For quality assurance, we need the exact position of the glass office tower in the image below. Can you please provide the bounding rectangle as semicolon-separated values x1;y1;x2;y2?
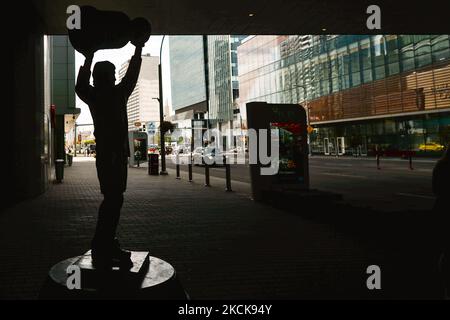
169;36;207;112
169;35;246;137
238;35;450;157
208;35;234;125
207;35;246;128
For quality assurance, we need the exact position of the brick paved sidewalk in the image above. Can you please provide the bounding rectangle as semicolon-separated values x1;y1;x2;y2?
0;157;440;299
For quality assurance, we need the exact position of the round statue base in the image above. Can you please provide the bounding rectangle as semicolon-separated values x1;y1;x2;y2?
39;253;188;300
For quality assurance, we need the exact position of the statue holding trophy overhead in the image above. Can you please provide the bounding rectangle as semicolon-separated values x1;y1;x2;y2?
40;7;186;299
72;6;151;269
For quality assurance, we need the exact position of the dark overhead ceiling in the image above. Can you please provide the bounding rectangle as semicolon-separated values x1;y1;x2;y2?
31;0;450;35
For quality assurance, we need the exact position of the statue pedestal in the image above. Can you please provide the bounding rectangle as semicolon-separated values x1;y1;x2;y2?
40;251;188;300
73;250;150;289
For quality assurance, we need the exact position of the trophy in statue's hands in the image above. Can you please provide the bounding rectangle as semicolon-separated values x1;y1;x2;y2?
68;6;152;54
130;17;151;47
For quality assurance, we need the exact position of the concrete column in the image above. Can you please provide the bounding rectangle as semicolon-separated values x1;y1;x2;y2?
8;4;48;206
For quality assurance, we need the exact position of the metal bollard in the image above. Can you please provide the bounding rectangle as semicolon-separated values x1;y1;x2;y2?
224;155;232;192
188;164;193;182
176;164;181;179
55;159;64;183
188;155;193;182
205;163;210;187
176;154;181;179
376;154;381;170
409;155;413;170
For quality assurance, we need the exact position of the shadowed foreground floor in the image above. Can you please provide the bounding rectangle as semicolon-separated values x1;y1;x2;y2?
0;157;443;299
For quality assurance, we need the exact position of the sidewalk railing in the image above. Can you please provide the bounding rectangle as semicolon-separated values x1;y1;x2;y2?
173;153;232;192
374;150;414;170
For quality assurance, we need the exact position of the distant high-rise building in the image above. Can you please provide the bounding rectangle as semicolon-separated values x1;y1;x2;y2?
169;36;207;115
119;54;160;131
169;35;246;134
207;35;246;131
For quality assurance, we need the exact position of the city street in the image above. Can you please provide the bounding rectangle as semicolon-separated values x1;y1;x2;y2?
165;155;438;212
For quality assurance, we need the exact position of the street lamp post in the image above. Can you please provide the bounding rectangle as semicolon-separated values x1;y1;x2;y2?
295;84;311;156
74;124;77;157
158;35;168;175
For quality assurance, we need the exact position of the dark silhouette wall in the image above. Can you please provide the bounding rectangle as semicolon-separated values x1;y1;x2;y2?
4;3;50;210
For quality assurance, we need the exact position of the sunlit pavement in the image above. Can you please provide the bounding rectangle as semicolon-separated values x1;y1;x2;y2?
0;157;443;299
71;155;96;162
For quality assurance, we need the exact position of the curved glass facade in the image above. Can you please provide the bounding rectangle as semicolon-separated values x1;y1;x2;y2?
238;35;450;156
239;35;450;112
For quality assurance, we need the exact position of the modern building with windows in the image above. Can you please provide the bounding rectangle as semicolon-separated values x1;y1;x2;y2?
119;54;160;132
207;35;246;133
169;36;208;121
169;35;246;147
238;35;450;157
50;36;80;172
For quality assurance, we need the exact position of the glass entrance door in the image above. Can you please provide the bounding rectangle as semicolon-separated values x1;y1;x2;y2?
337;137;345;155
324;138;330;155
360;136;368;156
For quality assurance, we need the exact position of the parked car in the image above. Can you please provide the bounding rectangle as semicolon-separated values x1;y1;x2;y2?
174;145;190;155
88;144;96;156
165;146;173;155
419;142;445;152
192;146;224;166
192;147;204;165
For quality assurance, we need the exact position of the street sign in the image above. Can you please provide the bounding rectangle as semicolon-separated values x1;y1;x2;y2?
147;121;156;135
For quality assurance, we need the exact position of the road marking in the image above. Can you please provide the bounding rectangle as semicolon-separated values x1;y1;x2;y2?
310;164;434;174
396;193;435;200
310;156;438;164
310;164;353;168
320;172;368;179
413;169;433;172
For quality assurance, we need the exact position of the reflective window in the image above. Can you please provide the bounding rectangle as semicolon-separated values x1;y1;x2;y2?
169;36;206;111
402;58;415;71
351;72;361;87
388;62;400;75
360;39;372;70
237;34;450;124
374;65;386;80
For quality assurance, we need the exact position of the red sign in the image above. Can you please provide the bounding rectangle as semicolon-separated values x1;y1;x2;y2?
271;122;303;134
50;105;56;128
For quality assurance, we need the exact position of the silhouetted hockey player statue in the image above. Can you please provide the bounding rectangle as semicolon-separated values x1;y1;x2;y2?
74;10;151;269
